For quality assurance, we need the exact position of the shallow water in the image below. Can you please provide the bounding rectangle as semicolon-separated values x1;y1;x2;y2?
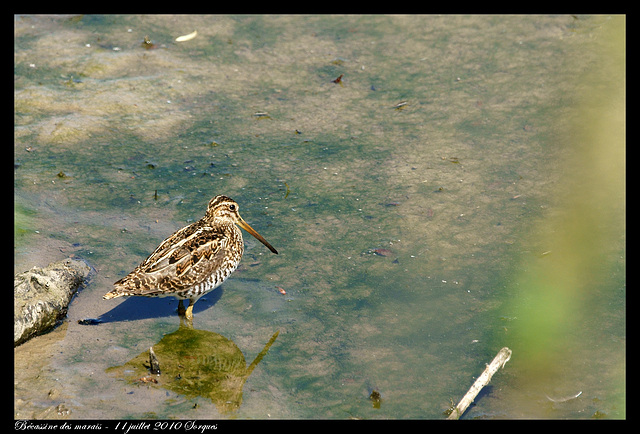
15;15;624;419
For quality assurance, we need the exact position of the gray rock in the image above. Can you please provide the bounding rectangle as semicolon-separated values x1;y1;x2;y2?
14;258;91;346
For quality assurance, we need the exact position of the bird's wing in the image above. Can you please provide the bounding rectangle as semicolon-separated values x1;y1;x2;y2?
113;224;230;294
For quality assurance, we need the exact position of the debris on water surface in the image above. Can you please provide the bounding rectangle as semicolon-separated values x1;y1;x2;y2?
276;286;287;295
545;391;582;403
372;248;392;257
443;398;456;417
77;318;103;325
141;36;156;50
331;74;344;85
175;30;198;42
56;403;70;416
369;390;382;408
136;376;158;384
149;346;161;375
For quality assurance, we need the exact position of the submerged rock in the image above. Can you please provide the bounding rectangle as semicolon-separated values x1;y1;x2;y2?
14;258;91;346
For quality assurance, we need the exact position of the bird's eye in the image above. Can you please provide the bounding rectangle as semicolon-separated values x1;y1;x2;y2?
229;204;236;211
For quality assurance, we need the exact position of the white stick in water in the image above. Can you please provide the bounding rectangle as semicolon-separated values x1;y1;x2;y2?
447;347;512;420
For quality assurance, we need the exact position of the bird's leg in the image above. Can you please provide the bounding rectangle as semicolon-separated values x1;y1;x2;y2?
177;299;186;317
185;299;195;320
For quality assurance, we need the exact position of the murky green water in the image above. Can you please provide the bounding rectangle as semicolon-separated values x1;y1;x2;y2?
15;15;624;419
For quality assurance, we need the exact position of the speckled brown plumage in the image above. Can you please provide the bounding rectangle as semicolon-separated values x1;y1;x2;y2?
103;195;278;319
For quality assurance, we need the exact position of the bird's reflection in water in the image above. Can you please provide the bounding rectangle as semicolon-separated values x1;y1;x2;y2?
107;318;279;414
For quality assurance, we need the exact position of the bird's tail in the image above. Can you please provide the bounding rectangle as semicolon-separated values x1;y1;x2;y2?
103;280;131;300
103;289;125;300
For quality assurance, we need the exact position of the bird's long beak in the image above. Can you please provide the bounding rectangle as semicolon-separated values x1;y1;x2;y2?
237;218;278;254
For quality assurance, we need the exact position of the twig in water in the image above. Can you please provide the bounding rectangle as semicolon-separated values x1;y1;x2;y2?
447;347;512;420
